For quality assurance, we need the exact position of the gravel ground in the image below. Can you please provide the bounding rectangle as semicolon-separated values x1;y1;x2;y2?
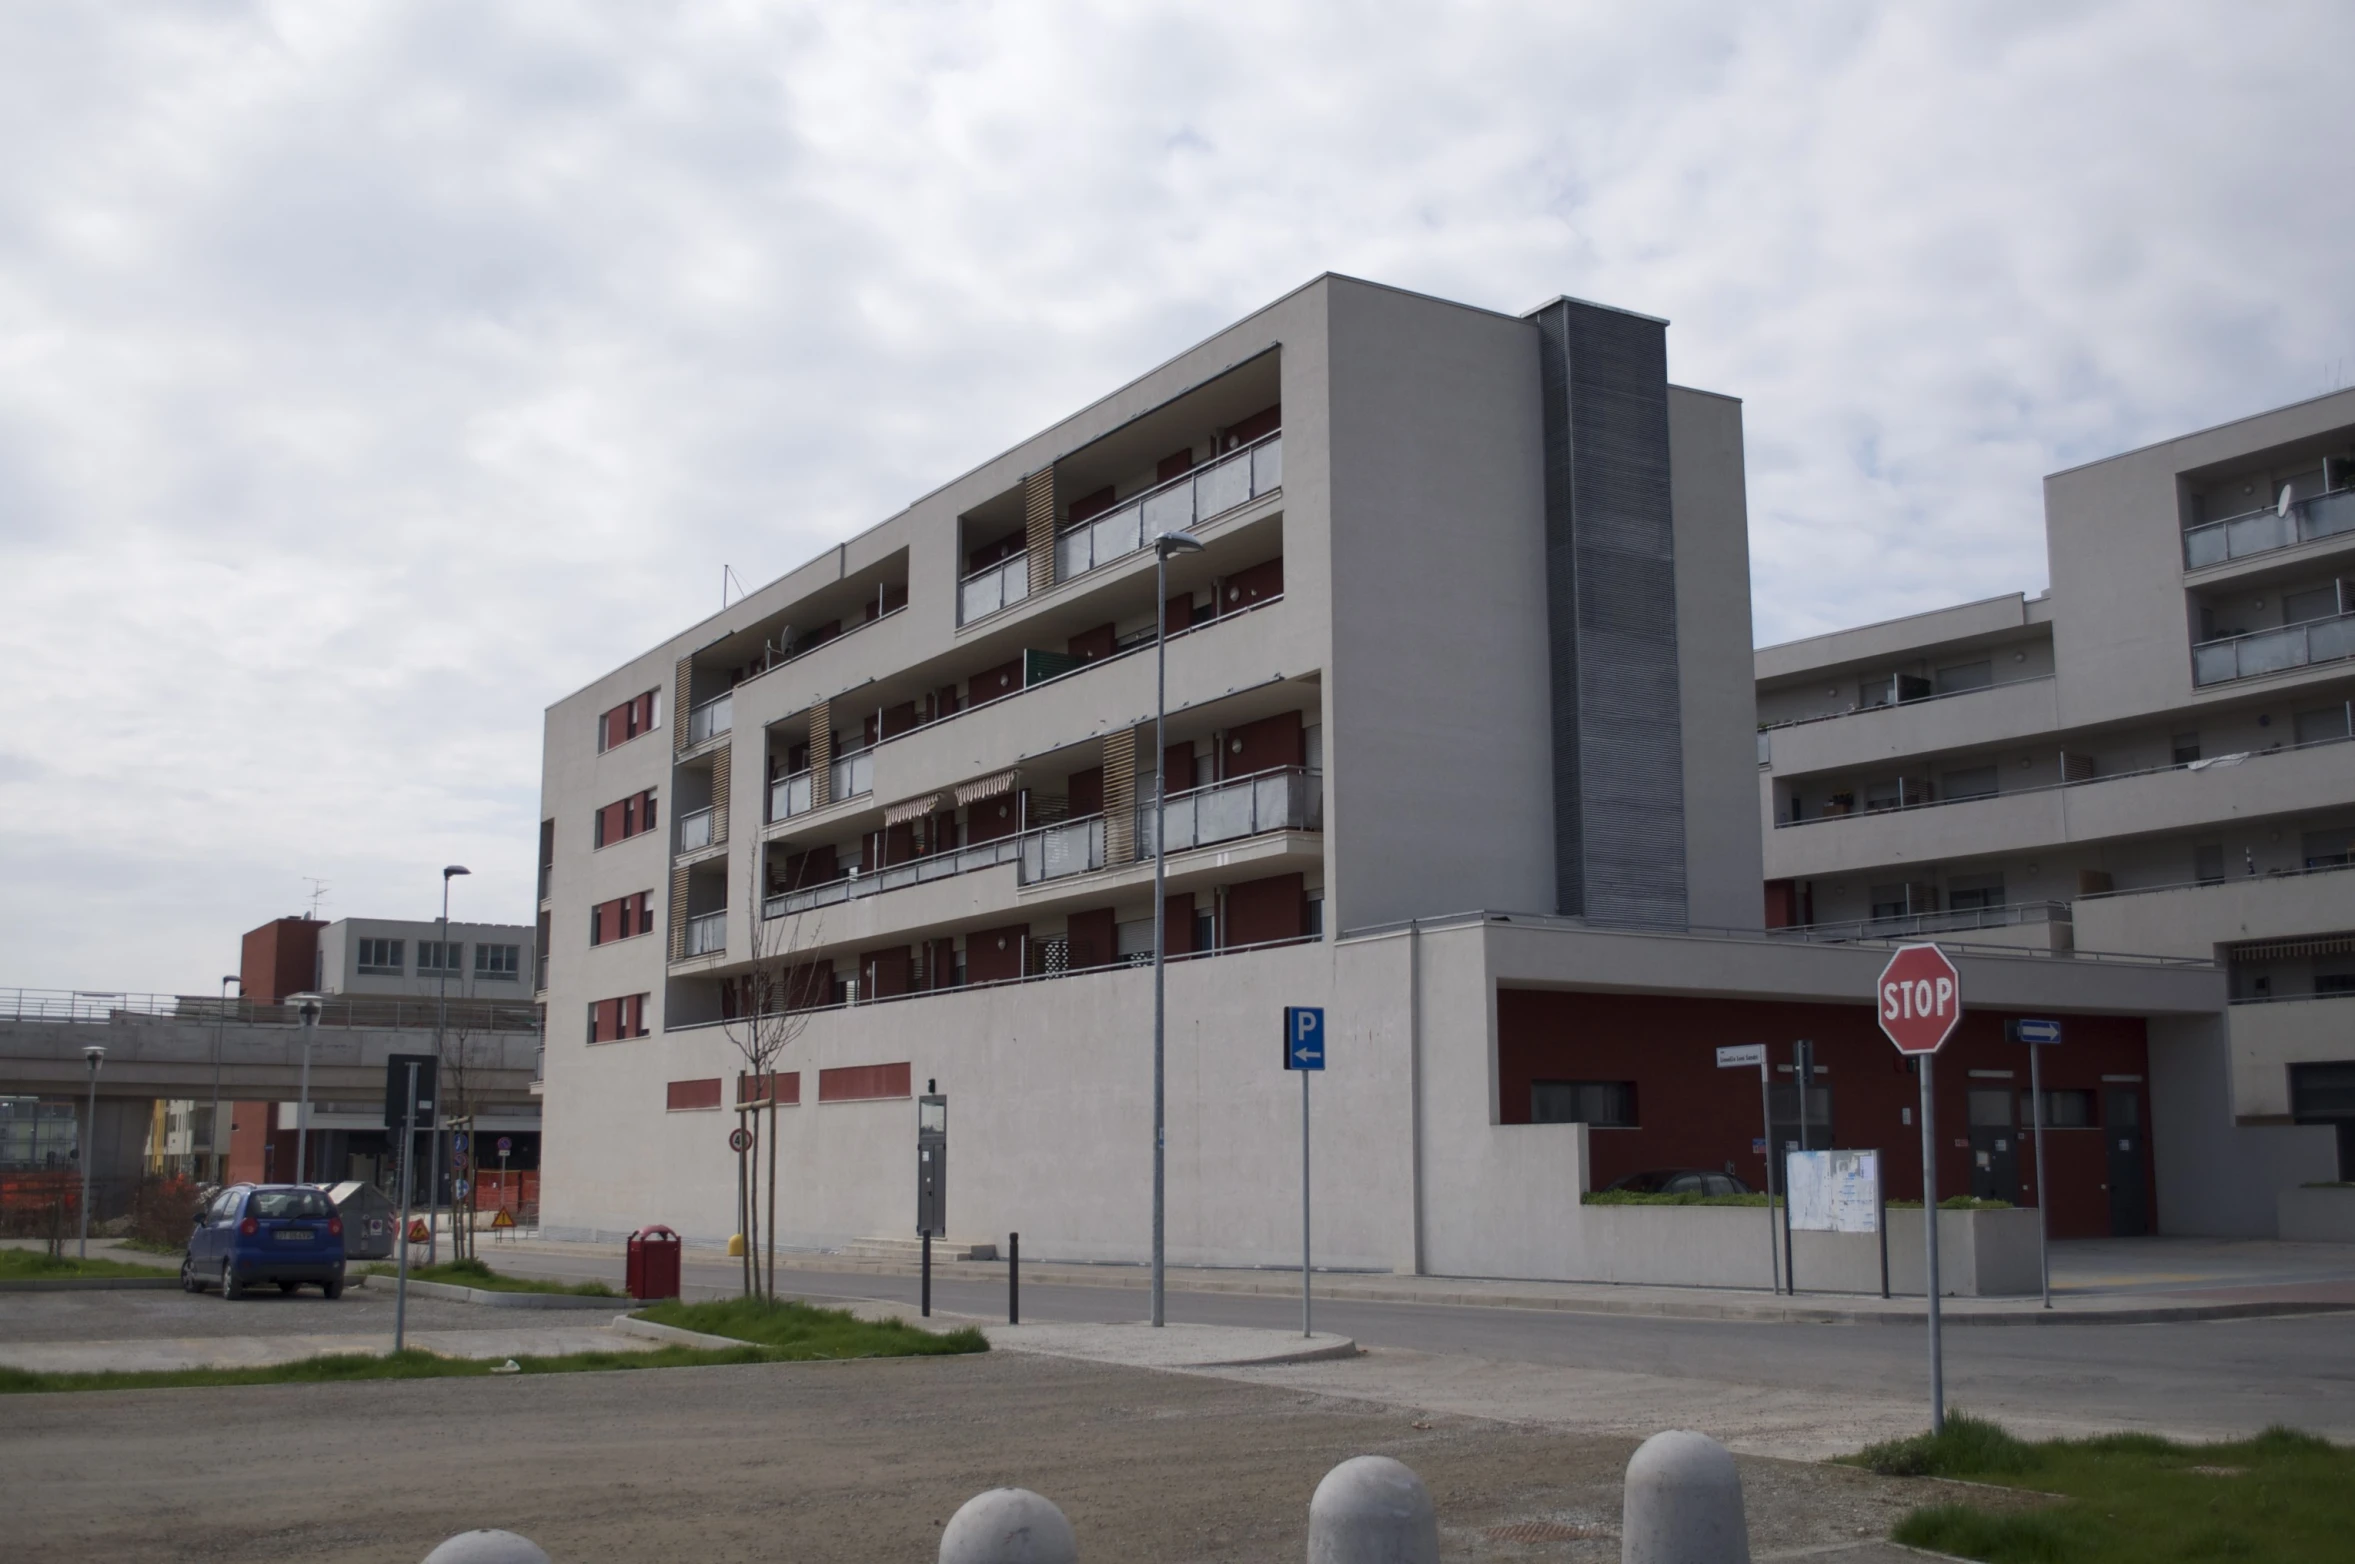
0;1284;489;1342
0;1349;2007;1563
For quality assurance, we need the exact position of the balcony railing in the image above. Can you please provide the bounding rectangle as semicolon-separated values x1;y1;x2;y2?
1021;816;1106;885
1767;900;2071;946
768;748;874;825
1757;673;2054;736
677;807;715;852
958;554;1030;625
2184;488;2355;569
833;747;874;802
2191;609;2355;686
1140;766;1321;856
687;692;733;747
684;910;727;957
1054;434;1282;584
770;769;814;822
765;832;1027;918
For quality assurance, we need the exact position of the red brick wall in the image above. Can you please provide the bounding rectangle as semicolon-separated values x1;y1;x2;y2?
1496;989;2151;1238
239;918;322;1003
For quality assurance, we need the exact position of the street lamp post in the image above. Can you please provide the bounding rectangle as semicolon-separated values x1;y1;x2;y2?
78;1045;104;1260
208;976;238;1182
431;865;471;1264
291;994;322;1185
1149;529;1204;1328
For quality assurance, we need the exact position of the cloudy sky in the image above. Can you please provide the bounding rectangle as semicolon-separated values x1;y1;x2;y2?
3;1;2351;992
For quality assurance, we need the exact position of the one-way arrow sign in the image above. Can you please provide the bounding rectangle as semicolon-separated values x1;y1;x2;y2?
1283;1006;1326;1071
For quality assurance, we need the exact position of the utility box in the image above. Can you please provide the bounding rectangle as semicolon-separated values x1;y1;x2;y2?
916;1094;947;1238
626;1225;681;1300
325;1181;398;1261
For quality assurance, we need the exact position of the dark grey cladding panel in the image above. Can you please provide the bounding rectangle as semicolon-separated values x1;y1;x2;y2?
1530;297;1687;928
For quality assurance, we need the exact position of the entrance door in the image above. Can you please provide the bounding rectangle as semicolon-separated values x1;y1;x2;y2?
2104;1087;2149;1235
1968;1089;2020;1203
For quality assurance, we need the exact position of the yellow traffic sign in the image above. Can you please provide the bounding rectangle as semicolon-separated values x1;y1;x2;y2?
491;1207;515;1230
407;1218;431;1243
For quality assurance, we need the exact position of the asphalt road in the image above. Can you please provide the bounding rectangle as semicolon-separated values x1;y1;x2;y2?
483;1246;2355;1439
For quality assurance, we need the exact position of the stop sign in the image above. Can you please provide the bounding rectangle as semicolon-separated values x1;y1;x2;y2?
1877;943;1962;1055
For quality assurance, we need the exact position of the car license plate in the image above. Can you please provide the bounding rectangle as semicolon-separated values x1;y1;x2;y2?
274;1229;311;1243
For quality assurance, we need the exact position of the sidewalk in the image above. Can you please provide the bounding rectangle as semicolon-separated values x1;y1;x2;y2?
482;1233;2355;1326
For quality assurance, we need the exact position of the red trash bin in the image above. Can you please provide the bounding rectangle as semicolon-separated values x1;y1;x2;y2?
626;1225;681;1300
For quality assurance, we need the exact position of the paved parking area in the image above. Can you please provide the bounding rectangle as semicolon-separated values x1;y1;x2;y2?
0;1283;486;1343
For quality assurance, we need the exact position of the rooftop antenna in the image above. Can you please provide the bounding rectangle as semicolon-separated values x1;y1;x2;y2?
303;878;330;920
723;564;748;608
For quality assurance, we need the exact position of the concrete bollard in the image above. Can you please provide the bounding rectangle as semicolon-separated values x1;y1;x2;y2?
940;1487;1078;1564
420;1531;550;1564
1307;1455;1439;1564
1622;1430;1750;1564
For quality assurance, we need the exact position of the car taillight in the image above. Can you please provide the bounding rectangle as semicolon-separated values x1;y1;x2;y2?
239;1218;258;1236
328;1217;343;1237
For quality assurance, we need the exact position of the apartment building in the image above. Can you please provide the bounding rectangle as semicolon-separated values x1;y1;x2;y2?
536;274;2228;1275
239;914;537;1006
1757;388;2355;1226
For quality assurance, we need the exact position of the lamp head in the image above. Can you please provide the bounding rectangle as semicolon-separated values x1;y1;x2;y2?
1153;531;1206;559
443;864;472;880
83;1044;105;1067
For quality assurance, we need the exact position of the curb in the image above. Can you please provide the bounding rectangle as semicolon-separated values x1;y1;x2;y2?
610;1314;746;1350
353;1275;626;1310
0;1276;182;1292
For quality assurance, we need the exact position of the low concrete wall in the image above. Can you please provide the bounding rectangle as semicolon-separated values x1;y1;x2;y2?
1568;1205;2041;1296
2278;1186;2355;1243
353;1275;624;1310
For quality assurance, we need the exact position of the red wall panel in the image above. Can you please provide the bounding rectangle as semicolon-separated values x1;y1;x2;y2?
666;1078;722;1112
965;924;1027;984
818;1062;913;1103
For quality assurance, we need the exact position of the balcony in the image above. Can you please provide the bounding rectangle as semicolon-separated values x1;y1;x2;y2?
2184;488;2355;570
1053;434;1282;584
958;555;1030;625
768;748;875;825
1140;766;1321;855
1768;899;2073;951
766;833;1027;918
1023;816;1105;885
2191;610;2355;686
684;910;727;958
686;692;733;747
677;807;715;852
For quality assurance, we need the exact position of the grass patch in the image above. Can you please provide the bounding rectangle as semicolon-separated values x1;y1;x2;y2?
0;1248;176;1280
635;1295;989;1359
1843;1415;2348;1563
358;1256;617;1297
0;1344;786;1396
110;1237;188;1257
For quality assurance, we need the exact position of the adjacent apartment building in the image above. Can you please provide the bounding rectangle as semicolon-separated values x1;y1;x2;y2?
1758;388;2355;1214
537;274;2234;1278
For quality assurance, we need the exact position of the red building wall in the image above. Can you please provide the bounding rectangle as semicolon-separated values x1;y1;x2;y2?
239;918;323;1003
1496;989;2153;1239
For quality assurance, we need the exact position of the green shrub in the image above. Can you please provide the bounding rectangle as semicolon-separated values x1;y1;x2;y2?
1849;1412;2044;1478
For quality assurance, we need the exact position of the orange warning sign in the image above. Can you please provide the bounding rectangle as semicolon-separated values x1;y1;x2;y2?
491;1207;515;1229
407;1218;431;1243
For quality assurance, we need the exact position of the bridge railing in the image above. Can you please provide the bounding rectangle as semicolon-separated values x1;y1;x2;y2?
0;988;542;1033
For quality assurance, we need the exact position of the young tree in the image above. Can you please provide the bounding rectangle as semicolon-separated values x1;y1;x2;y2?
719;850;823;1300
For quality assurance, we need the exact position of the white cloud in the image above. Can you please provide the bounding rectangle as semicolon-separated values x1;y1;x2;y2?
1;0;2349;988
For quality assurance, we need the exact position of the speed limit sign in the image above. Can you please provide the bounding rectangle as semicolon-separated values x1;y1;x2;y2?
728;1127;752;1154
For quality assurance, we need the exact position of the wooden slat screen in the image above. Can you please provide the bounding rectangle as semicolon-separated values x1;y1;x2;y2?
1024;466;1056;596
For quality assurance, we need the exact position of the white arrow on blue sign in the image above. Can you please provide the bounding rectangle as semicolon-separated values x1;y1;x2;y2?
2010;1018;2062;1045
1283;1006;1326;1071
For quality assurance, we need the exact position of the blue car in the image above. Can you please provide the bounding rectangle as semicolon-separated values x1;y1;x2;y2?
181;1183;347;1299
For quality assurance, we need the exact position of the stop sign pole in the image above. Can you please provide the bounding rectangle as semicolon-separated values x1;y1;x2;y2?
1877;942;1963;1436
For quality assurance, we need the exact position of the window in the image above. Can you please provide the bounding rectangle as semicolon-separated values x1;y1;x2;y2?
2195;843;2226;884
1530;1080;1637;1128
597;690;659;752
1946;873;2005;911
594;789;659;848
2304;830;2354;870
1934;660;1992;695
248;1188;333;1219
1940;766;1999;802
588;993;649;1043
1304;891;1325;938
2294;706;2351;747
474;943;520;980
356;938;404;975
418;941;463;975
2172;733;2202;766
2283;584;2341;625
2033;1089;2095;1128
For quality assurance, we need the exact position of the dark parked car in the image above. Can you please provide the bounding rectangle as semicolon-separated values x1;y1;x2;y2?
181;1184;347;1299
1605;1168;1753;1196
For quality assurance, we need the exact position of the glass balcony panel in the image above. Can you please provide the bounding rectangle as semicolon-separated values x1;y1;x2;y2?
2192;641;2239;685
2305;490;2355;542
2305;612;2355;665
1195;450;1250;518
1195;780;1254;845
1055;528;1092;580
1093;504;1142;567
684;911;726;957
688;694;732;746
2183;521;2228;569
770;771;813;821
2226;509;2294;558
1142;484;1194;538
1003;559;1030;606
2239;625;2306;676
831;749;873;800
959;570;1000;623
1251;435;1283;495
678;808;714;851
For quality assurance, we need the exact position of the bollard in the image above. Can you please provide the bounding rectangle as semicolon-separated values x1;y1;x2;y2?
1009;1231;1020;1325
1622;1430;1750;1564
922;1229;933;1317
421;1530;550;1564
1307;1455;1438;1564
939;1487;1077;1564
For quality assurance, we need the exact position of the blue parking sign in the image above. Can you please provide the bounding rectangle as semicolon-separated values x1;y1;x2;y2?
1283;1006;1326;1071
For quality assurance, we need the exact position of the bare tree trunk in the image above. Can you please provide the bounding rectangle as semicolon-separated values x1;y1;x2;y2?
765;1093;779;1300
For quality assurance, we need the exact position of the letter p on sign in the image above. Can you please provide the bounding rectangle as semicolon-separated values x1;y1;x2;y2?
1877;943;1963;1056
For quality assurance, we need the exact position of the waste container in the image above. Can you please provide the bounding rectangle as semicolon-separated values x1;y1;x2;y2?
325;1180;398;1261
626;1225;682;1300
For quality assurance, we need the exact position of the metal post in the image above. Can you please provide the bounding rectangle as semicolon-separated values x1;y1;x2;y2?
1756;1059;1778;1293
1877;1154;1891;1300
1302;1063;1313;1338
294;1002;315;1185
1151;547;1170;1329
1920;1053;1944;1434
1009;1231;1019;1325
395;1061;418;1353
921;1229;932;1317
77;1047;102;1260
430;865;469;1265
208;976;236;1182
2031;1040;2051;1310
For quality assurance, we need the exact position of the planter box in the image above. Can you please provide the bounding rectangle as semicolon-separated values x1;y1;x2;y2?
2278;1185;2355;1243
1574;1204;2040;1296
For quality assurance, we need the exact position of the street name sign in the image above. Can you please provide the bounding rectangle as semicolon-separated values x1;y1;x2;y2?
1716;1043;1766;1069
1283;1006;1326;1071
1877;944;1963;1055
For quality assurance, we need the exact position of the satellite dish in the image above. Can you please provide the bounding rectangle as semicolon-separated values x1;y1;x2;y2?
2278;484;2295;518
